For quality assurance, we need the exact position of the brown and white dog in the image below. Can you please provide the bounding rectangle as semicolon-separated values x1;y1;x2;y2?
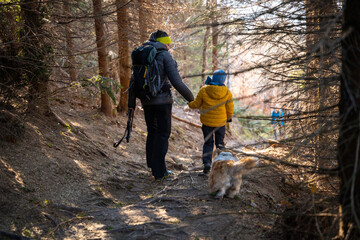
209;149;258;199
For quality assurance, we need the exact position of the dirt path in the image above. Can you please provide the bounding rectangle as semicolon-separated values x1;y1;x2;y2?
43;159;285;239
0;100;287;239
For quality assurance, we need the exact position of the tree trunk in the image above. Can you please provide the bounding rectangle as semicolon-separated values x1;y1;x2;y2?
21;0;50;115
316;0;336;170
138;0;147;43
201;0;211;84
305;0;336;170
305;0;320;167
339;0;360;237
211;0;218;72
116;0;131;113
92;0;112;117
63;0;77;83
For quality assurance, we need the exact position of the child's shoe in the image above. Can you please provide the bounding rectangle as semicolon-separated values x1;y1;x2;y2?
155;170;173;181
203;163;211;174
163;170;172;179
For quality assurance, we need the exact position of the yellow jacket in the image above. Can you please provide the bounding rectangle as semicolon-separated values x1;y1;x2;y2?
188;85;234;127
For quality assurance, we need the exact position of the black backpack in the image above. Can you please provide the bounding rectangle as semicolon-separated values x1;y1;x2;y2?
130;45;163;100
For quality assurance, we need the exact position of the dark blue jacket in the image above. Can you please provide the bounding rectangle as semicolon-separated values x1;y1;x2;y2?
128;33;194;108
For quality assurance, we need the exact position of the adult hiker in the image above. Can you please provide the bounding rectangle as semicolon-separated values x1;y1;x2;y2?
128;30;194;181
188;69;234;174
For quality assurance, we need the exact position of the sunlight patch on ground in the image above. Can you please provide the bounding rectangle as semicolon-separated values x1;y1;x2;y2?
139;195;152;200
68;222;107;240
0;158;25;188
135;127;147;136
120;207;180;224
177;156;191;162
10;222;16;231
26;122;39;131
68;120;84;128
24;226;43;239
118;145;127;151
118;148;130;157
73;159;92;175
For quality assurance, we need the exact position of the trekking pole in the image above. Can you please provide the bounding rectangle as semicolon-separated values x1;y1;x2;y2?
125;108;134;142
113;108;134;148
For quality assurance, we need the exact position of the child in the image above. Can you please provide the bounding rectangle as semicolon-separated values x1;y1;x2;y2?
188;69;234;173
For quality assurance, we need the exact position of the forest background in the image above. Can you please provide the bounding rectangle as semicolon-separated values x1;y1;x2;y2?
1;0;360;239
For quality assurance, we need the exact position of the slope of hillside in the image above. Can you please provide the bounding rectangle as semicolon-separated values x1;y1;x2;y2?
0;97;290;239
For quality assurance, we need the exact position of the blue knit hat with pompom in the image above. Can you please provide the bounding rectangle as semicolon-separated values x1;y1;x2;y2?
205;69;227;86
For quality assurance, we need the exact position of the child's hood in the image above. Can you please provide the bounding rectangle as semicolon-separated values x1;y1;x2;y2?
204;85;230;100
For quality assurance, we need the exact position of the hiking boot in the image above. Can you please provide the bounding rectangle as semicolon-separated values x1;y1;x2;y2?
155;170;173;181
203;163;211;174
163;170;172;179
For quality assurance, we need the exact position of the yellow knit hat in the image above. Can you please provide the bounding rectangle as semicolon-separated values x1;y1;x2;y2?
154;30;171;44
156;36;171;45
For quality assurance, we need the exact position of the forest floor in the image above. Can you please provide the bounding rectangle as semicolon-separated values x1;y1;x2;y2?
0;92;339;239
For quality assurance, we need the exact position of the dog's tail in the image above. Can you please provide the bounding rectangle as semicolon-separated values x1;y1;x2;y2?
233;156;258;174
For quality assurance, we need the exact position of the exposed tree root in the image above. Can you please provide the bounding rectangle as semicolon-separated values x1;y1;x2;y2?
47;203;85;214
42;212;59;226
47;216;94;237
136;196;186;206
171;114;202;128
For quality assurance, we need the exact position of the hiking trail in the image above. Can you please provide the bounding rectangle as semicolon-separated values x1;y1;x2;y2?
0;97;294;239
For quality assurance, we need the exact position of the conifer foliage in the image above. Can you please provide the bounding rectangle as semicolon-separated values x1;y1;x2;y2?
1;0;360;237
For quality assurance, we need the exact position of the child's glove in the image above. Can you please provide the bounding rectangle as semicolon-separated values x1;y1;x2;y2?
227;118;232;123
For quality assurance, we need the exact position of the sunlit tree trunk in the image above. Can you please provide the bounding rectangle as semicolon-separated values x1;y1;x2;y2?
93;0;112;117
339;0;360;237
116;0;131;112
63;0;77;83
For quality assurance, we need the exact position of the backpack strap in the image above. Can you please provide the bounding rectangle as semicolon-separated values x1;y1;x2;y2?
153;50;167;93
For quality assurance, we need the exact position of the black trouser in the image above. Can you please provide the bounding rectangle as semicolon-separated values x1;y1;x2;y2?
143;104;172;179
202;124;226;165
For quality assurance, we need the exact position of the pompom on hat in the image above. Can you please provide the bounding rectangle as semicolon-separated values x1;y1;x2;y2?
205;69;227;86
